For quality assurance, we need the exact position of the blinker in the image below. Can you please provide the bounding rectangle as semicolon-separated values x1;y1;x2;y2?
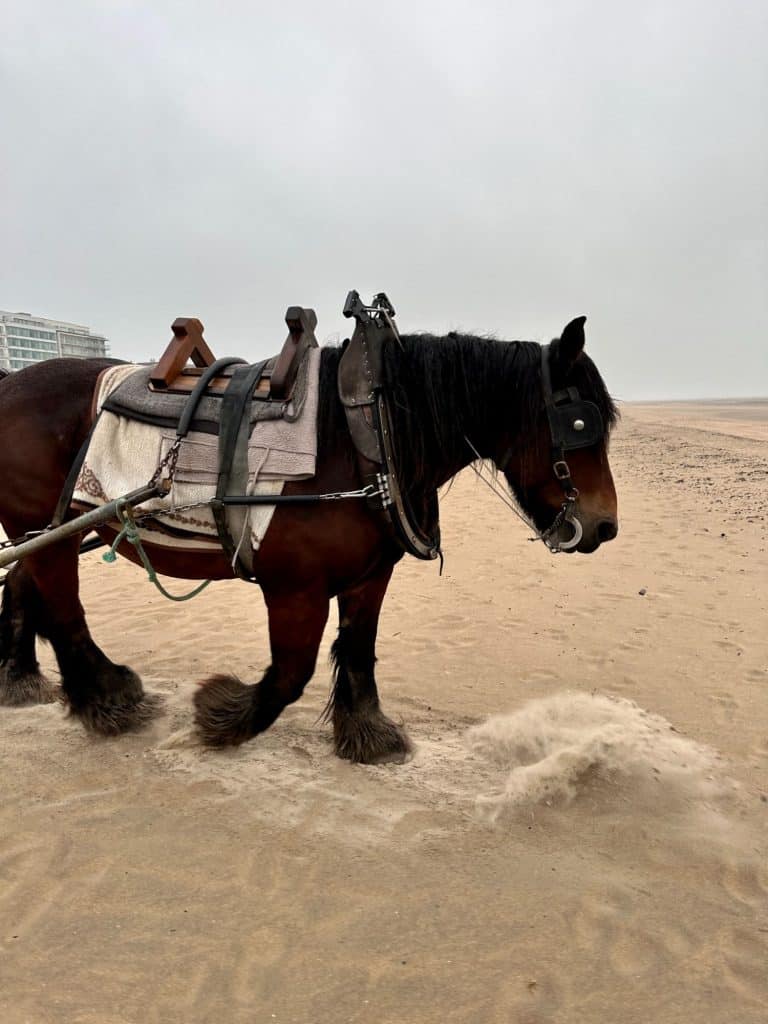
547;392;603;451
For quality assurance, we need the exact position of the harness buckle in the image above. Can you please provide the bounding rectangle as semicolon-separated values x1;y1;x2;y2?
553;460;572;481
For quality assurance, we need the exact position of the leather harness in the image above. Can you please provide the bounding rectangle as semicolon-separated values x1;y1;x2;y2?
338;292;442;562
211;360;270;576
50;296;605;580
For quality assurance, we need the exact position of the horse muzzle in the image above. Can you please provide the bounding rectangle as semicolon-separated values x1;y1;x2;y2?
545;510;618;554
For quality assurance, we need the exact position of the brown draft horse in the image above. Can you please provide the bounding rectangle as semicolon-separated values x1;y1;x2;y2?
0;317;618;763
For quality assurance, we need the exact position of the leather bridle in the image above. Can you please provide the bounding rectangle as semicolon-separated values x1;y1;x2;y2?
538;342;604;550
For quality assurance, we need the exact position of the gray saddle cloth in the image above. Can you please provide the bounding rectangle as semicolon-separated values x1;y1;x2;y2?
101;352;313;435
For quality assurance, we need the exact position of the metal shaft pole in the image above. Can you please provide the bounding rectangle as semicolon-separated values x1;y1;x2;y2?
0;483;162;571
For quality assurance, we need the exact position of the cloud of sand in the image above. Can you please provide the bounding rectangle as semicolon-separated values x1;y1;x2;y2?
467;692;724;821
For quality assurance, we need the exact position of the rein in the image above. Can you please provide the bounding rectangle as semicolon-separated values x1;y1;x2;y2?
463;437;579;553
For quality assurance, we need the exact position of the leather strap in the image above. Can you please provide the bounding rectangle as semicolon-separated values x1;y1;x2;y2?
176;357;246;438
541;343;576;496
212;360;269;580
51;416;101;528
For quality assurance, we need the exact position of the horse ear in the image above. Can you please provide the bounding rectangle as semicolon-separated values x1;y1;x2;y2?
554;316;587;368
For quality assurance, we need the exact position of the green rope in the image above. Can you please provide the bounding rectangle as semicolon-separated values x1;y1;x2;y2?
103;502;212;602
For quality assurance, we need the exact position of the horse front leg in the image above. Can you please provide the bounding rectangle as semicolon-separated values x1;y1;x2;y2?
0;563;58;706
23;537;163;734
326;563;412;764
194;585;329;747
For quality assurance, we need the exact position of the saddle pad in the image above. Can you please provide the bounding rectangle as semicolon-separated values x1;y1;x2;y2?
73;348;320;556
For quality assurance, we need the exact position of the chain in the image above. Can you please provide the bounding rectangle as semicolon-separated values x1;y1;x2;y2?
318;485;379;501
149;437;182;491
131;483;381;526
133;499;211;524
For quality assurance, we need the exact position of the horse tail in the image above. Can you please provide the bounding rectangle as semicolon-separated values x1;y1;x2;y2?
193;673;264;746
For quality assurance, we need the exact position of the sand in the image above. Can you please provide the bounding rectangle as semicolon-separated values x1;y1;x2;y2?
1;401;766;1024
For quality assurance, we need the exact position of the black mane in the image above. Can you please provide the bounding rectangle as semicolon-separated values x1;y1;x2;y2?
319;331;617;502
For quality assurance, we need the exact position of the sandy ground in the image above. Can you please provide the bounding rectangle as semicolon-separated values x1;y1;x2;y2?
1;401;767;1024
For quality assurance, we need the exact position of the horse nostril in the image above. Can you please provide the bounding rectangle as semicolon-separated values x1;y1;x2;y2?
597;519;618;543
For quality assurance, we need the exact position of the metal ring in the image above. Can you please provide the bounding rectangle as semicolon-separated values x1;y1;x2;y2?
557;515;583;551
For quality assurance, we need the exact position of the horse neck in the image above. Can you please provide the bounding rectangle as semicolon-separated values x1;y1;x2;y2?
391;333;540;491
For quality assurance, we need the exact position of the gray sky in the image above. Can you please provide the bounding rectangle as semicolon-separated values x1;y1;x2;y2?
2;1;766;400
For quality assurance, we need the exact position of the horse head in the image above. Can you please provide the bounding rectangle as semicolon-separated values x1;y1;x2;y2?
502;317;619;554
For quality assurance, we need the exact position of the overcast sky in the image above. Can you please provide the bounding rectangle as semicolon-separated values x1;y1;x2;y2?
2;1;766;399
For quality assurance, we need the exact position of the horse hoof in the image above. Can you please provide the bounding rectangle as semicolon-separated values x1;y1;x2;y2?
333;709;413;765
74;690;165;736
65;664;165;736
0;667;59;707
194;674;257;747
366;747;413;766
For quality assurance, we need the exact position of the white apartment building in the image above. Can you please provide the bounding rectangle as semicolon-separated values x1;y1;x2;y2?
0;310;110;371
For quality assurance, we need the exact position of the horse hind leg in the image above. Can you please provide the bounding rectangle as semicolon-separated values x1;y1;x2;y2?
0;564;58;706
194;587;329;747
325;565;412;765
24;538;163;734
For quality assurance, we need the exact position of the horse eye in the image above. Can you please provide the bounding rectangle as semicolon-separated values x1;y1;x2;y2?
573;419;585;431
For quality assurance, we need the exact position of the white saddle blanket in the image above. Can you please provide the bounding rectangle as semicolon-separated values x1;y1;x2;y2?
73;350;320;554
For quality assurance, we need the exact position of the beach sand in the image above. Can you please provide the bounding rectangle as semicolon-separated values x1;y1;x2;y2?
1;402;766;1024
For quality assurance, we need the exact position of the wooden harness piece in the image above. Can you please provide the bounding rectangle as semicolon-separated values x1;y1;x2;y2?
144;307;318;581
149;309;318;402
